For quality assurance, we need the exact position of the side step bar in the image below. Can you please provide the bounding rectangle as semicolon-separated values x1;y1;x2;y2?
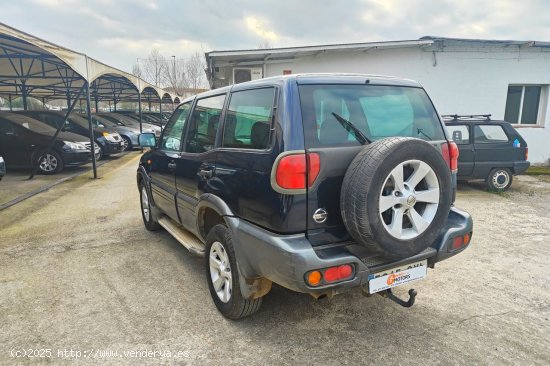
158;216;205;256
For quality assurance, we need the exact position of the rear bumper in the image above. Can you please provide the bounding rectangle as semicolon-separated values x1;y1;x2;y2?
228;206;473;295
513;161;530;175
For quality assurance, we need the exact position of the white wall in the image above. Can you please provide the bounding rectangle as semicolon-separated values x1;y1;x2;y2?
265;43;550;164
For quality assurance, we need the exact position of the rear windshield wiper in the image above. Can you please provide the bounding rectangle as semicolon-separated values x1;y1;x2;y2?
416;128;432;141
331;112;371;144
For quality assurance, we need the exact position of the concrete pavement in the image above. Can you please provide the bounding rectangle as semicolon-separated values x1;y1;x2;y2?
1;153;549;365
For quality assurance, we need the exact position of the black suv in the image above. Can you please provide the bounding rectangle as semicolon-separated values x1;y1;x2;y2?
137;74;473;319
444;115;530;191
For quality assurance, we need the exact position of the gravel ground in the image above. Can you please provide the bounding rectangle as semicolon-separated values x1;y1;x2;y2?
0;155;549;365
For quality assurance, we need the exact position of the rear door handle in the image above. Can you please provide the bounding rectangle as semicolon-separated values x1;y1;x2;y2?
168;162;176;170
198;168;213;178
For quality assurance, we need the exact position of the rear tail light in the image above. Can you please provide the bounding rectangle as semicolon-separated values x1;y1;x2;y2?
305;264;355;287
525;147;529;161
442;142;459;172
273;152;320;192
449;232;472;252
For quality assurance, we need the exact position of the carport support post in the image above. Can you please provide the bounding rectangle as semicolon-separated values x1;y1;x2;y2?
85;82;98;179
94;96;99;113
138;90;143;152
159;101;162;119
8;95;12;111
28;84;85;180
21;81;28;110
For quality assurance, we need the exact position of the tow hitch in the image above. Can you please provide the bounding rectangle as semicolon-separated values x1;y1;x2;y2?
378;288;417;308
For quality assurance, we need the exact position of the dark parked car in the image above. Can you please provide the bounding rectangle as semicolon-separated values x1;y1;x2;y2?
96;113;162;137
16;111;124;160
137;74;472;319
0;112;96;174
0;155;5;180
444;114;530;191
113;111;165;127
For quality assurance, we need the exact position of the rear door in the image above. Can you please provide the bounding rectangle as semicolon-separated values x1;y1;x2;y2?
149;102;192;221
445;124;474;177
0;121;31;167
175;94;226;233
471;123;513;178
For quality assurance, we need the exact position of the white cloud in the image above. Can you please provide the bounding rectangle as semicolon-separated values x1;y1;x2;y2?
245;16;279;42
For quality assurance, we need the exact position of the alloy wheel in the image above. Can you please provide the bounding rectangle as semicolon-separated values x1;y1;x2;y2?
379;159;440;240
39;153;58;173
141;186;150;222
209;241;232;303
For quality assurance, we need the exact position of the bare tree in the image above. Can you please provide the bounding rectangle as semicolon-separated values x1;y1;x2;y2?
162;57;187;95
185;52;207;89
140;49;166;87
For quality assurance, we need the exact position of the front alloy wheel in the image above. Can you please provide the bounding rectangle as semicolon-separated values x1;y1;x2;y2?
37;151;63;174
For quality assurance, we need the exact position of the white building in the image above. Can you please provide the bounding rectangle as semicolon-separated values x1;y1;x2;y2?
205;37;550;164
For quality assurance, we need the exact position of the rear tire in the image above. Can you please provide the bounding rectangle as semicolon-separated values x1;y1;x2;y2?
341;137;453;259
486;168;513;191
205;224;262;319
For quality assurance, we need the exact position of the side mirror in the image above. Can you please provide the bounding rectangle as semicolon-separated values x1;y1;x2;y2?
139;133;156;147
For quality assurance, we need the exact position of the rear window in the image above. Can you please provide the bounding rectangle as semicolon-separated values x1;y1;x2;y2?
298;84;445;147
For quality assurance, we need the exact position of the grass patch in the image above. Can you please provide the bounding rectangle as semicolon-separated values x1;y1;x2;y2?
525;166;550;176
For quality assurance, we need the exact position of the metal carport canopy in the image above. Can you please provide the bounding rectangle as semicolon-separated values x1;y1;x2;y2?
0;22;180;179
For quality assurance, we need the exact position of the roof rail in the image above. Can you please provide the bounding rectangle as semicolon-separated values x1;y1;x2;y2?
441;114;492;121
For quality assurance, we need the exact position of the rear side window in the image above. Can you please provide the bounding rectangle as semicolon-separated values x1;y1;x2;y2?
185;94;226;153
474;125;509;143
446;125;470;144
299;85;445;147
223;88;275;149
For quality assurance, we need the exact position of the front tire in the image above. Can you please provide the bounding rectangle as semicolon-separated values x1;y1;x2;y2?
139;181;161;231
205;224;262;319
486;168;513;191
37;150;63;175
121;136;132;151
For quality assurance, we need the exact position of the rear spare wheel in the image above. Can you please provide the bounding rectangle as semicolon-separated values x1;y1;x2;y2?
340;137;452;259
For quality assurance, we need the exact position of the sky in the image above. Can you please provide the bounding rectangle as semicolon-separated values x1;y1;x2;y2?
1;0;549;73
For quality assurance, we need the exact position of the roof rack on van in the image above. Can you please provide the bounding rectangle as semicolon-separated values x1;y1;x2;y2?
442;114;492;121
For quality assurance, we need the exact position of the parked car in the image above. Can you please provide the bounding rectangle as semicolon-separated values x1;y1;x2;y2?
96;113;161;137
113;111;165;127
88;114;140;151
0;112;97;174
0;155;5;180
16;111;124;160
136;74;473;319
443;114;530;191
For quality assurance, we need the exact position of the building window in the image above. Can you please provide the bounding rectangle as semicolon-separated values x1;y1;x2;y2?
504;85;548;125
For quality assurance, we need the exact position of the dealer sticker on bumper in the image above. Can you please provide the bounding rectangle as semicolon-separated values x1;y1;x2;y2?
368;260;428;294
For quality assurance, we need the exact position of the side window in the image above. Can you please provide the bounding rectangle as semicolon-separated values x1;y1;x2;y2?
446;125;470;144
160;102;191;151
185;94;226;153
223;88;275;149
474;125;509;143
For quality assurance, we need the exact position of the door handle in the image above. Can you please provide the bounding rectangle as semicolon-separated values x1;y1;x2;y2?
198;169;213;178
168;161;176;170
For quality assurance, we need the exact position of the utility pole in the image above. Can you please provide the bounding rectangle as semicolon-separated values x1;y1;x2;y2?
172;55;176;94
